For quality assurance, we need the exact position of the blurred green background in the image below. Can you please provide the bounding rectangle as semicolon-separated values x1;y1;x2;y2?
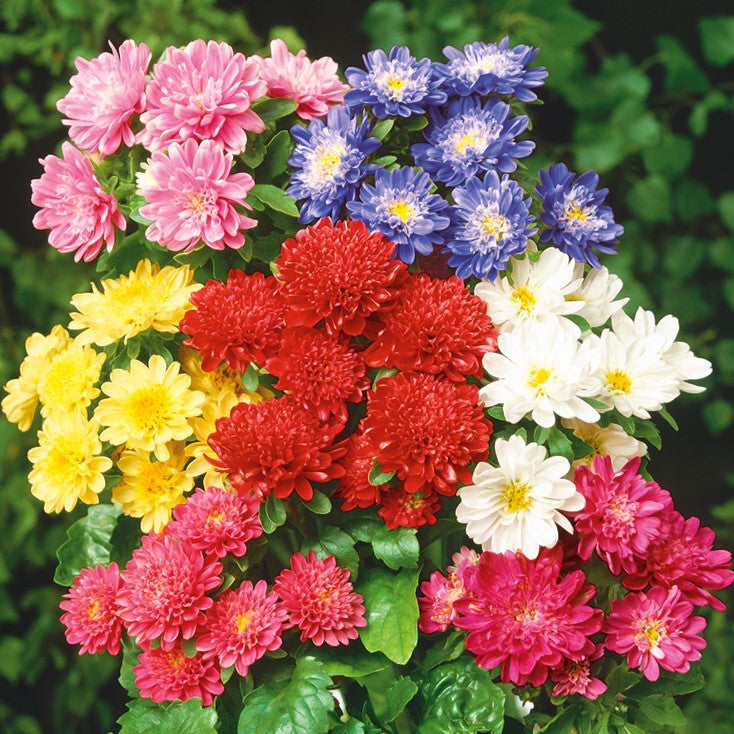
0;1;732;731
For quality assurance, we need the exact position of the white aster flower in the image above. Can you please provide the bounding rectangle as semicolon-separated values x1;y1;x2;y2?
562;418;647;471
480;317;601;428
456;435;585;559
566;262;628;328
474;248;583;331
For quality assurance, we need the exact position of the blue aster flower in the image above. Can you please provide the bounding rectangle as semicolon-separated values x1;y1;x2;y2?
411;96;534;187
347;166;450;264
286;106;382;223
444;171;537;280
433;38;548;102
344;46;446;118
535;163;624;268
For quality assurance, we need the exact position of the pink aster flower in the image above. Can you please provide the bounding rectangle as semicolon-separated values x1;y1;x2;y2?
550;644;607;700
573;455;672;576
140;39;266;153
623;509;734;611
59;563;123;655
31;142;126;262
134;640;223;706
255;39;347;120
167;486;263;559
139;139;256;252
117;533;222;651
454;548;603;687
418;570;465;633
196;580;288;676
273;551;366;646
57;40;151;156
604;585;707;681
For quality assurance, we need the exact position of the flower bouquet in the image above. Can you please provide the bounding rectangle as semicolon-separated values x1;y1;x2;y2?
3;35;732;734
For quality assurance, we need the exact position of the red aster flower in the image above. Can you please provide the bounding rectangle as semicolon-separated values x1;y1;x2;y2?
379;486;442;529
133;640;223;706
180;269;287;372
167;486;263;559
623;509;734;611
276;218;407;337
550;644;607;700
266;325;369;421
418;570;465;633
59;563;123;655
365;273;498;381
362;372;491;495
274;551;366;646
117;534;222;650
196;580;288;676
207;396;346;500
454;548;603;687
333;431;388;511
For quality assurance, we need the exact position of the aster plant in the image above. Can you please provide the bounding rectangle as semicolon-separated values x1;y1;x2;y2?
1;33;730;734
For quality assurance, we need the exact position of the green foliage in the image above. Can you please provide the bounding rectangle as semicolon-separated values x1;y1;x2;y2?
118;697;218;734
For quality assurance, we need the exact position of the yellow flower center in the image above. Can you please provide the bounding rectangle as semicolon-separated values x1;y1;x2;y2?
316;147;343;178
514;605;539;624
235;611;252;634
387;199;416;224
87;601;101;620
502;481;532;513
480;213;507;240
637;619;666;651
566;206;589;221
511;285;537;313
528;367;554;396
208;510;225;525
455;133;479;154
605;370;632;394
386;76;406;97
38;347;101;413
44;437;94;482
125;386;172;433
188;193;209;215
133;461;180;502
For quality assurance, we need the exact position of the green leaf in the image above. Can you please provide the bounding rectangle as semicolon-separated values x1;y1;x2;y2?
302;489;332;515
627;667;705;698
358;567;419;664
486;405;506;421
422;629;467;670
308;643;391;678
347;517;419;570
605;663;640;695
251;96;299;121
413;658;505;734
566;313;592;332
259;494;287;534
249;184;299;217
371;366;398;388
703;399;733;434
637;695;687;727
656;35;709;94
657;406;679;431
54;504;122;586
401;115;428;131
242;362;259;392
384;676;418;723
642;135;693;179
302;526;359;578
542;707;579;734
699;16;734;66
719;191;734;232
119;641;141;699
367;459;396;486
110;514;143;569
258;130;294;181
372;155;398;167
546;426;575;462
371;118;394;140
626;175;672;224
118;698;218;734
238;656;333;734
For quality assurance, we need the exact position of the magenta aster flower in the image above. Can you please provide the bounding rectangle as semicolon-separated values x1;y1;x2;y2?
196;580;288;676
604;585;707;681
167;486;263;559
31;142;126;262
454;548;603;687
139;139;256;252
139;39;266;153
573;455;673;576
59;563;123;655
274;551;366;646
623;509;734;611
418;570;465;633
117;533;222;651
133;640;224;706
550;644;607;700
255;39;347;120
57;40;151;156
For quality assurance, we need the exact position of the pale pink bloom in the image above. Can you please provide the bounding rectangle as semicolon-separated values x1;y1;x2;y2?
57;40;151;156
117;533;222;651
139;139;256;252
133;640;223;705
550;644;607;699
140;40;266;153
604;585;707;681
59;563;123;655
196;580;288;676
31;142;125;262
418;570;465;633
255;39;347;120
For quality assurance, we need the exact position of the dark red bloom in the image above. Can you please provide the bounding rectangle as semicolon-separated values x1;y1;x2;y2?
207;396;346;501
364;274;498;381
379;486;442;529
362;372;491;495
276;218;407;336
333;431;388;511
266;325;369;421
180;269;287;372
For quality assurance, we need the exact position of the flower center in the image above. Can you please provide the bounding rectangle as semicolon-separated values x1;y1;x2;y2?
386;76;407;98
86;600;101;620
511;285;537;313
387;199;416;224
528;366;554;396
480;213;507;240
235;611;252;633
188;191;215;216
565;205;589;221
605;370;632;394
315;146;344;178
126;386;171;432
455;133;479;154
502;480;532;513
636;618;667;652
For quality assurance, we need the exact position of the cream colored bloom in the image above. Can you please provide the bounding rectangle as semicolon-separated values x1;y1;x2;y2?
562;418;647;471
566;262;628;328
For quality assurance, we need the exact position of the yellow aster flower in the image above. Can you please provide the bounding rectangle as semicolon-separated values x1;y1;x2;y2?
28;413;112;513
112;443;193;533
68;259;201;346
37;340;106;419
2;325;72;430
95;355;205;461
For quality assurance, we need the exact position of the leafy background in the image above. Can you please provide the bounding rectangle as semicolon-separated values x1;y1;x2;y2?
0;0;732;731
